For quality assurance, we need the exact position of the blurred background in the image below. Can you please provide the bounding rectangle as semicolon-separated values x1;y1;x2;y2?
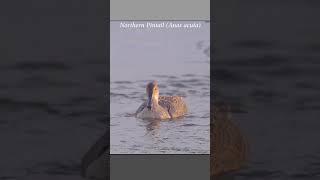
0;1;107;179
214;0;320;179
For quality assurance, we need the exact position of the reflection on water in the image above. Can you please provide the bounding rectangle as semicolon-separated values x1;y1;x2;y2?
145;119;160;132
110;21;210;154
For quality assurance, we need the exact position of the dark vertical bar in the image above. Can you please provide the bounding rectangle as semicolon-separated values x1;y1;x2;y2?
0;1;108;179
213;0;320;179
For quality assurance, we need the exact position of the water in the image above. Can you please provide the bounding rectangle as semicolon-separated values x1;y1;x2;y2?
214;1;320;179
110;21;210;154
0;12;107;179
0;58;107;179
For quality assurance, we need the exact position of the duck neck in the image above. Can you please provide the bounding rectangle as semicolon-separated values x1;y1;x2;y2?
152;98;159;105
147;96;159;110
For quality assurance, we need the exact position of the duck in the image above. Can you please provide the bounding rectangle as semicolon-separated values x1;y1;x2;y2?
211;102;249;177
135;80;188;119
81;131;108;180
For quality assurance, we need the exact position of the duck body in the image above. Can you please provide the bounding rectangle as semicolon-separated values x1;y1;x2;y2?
136;96;188;119
135;81;188;120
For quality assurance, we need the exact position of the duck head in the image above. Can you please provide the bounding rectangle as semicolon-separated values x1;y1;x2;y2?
146;81;159;110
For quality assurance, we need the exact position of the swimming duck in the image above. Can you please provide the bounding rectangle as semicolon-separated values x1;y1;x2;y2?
211;102;249;177
135;81;188;119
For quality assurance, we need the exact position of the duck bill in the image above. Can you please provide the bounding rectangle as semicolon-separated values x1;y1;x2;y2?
147;89;153;110
147;95;153;110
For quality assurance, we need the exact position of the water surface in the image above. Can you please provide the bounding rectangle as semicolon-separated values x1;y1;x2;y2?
110;21;210;154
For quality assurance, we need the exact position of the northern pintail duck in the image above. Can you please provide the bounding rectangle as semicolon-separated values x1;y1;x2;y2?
211;102;249;177
136;81;188;119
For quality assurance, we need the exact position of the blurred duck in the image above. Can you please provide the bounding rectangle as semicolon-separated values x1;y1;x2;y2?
211;102;249;177
81;131;108;180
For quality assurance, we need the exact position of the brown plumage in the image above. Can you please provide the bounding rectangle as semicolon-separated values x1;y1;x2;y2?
211;102;249;177
136;81;188;119
158;96;188;118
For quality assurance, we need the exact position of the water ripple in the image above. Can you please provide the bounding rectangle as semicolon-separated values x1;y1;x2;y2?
13;61;70;71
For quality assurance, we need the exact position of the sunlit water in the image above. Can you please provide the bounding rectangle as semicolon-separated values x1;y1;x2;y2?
110;21;210;154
